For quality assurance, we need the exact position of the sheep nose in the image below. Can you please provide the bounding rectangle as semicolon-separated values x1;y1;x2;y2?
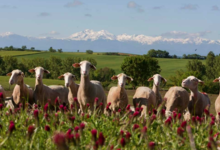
9;80;13;85
83;71;86;74
65;83;69;87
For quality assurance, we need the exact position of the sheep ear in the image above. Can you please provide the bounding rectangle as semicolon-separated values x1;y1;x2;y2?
72;75;76;80
90;64;96;70
213;78;219;82
198;79;204;85
148;77;153;81
6;72;12;76
162;77;167;83
126;76;133;84
72;63;80;68
44;69;50;74
28;68;35;73
58;75;64;79
111;75;118;80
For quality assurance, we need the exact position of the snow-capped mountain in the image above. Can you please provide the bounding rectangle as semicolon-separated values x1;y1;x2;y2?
0;29;220;55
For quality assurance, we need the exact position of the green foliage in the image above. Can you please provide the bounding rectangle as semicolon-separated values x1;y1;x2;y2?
206;51;216;79
2;56;19;75
21;45;27;50
49;47;56;52
86;50;93;54
186;59;206;75
58;49;63;53
121;55;161;87
202;80;219;94
182;53;206;60
147;49;170;58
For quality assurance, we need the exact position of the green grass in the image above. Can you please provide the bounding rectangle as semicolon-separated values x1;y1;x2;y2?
0;51;41;57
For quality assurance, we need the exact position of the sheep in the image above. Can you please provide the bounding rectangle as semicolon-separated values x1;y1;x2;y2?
213;77;220;120
106;73;133;113
6;69;34;109
182;76;210;117
164;86;189;118
58;72;79;107
28;67;68;107
148;74;167;107
133;87;156;118
72;60;106;114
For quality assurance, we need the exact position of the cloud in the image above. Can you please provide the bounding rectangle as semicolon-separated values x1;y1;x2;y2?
0;5;17;9
181;4;198;10
161;31;211;38
39;12;50;17
212;5;219;11
85;14;92;17
49;31;60;35
127;1;144;13
64;0;83;8
153;6;162;10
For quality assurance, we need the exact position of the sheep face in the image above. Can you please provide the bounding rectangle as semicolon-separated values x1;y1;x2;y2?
213;77;220;83
182;76;204;90
58;72;76;87
7;69;24;85
148;74;167;86
111;73;133;88
28;67;50;81
73;60;96;77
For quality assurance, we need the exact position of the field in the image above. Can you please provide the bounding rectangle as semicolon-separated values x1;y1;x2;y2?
0;51;205;79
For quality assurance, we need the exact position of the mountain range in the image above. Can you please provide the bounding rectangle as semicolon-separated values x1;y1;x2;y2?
0;29;220;55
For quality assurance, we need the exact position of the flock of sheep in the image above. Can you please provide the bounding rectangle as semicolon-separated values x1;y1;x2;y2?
1;60;220;120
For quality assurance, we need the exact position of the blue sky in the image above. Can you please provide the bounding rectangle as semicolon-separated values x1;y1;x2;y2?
0;0;219;40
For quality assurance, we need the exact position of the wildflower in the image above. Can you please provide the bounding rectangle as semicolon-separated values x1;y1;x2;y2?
27;125;35;140
126;104;130;111
192;116;196;123
151;114;156;122
69;116;75;123
133;124;140;130
207;142;212;149
9;121;15;134
70;104;74;109
74;126;80;133
177;113;182;120
44;113;49;120
204;109;209;116
211;116;215;122
55;97;59;105
99;102;103;106
126;132;132;139
94;97;99;104
66;129;74;141
173;111;177;118
120;138;126;147
0;103;3;110
110;145;114;150
148;111;152;116
64;106;67;112
177;127;184;136
142;126;147;133
196;116;201;123
98;132;105;146
118;109;121;113
153;109;157;115
0;92;3;98
34;104;38;109
165;117;172;126
87;114;90;119
140;107;143;112
181;121;187;128
45;125;50;131
133;111;139;117
209;129;213;135
161;109;165;116
135;107;140;111
120;130;124;136
93;141;99;150
80;122;85;130
75;133;80;140
214;132;220;138
59;105;64;111
33;109;39;118
210;121;215;127
73;97;78;102
149;141;155;149
53;132;69;150
91;129;97;141
86;103;90;108
44;103;48;113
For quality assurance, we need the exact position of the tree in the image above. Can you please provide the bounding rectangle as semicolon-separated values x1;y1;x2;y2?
206;51;216;79
186;59;206;75
86;50;93;54
22;45;27;50
147;49;157;57
48;56;62;78
173;55;177;58
58;49;63;53
49;47;56;52
31;47;35;50
77;50;79;52
121;56;161;88
2;56;18;75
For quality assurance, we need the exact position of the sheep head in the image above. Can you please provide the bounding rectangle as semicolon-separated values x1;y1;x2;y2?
148;74;167;87
72;60;96;77
7;69;24;85
28;67;50;81
58;72;76;87
111;73;133;87
182;76;204;90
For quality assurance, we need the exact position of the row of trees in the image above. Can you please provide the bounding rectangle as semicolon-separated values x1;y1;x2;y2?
0;46;41;52
182;54;206;60
146;49;174;58
170;51;220;94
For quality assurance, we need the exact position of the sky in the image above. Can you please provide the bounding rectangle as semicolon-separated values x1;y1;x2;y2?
0;0;220;40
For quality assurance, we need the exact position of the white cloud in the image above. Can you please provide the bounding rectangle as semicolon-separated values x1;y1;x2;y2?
127;1;144;13
0;32;13;37
161;31;211;38
64;0;83;8
181;4;198;10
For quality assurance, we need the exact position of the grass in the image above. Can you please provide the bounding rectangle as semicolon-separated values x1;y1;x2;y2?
0;51;41;57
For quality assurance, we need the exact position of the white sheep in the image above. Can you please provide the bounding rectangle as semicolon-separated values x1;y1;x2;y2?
164;86;189;118
58;72;79;107
73;60;106;114
213;77;220;120
182;76;210;117
7;69;34;108
133;87;156;117
106;73;133;112
28;67;69;107
148;74;167;107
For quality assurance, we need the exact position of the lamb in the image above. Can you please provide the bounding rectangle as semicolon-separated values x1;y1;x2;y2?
72;60;106;114
58;72;79;107
182;76;210;117
148;74;167;107
106;73;133;113
164;86;189;118
28;67;69;107
133;87;156;118
213;77;220;120
6;69;34;108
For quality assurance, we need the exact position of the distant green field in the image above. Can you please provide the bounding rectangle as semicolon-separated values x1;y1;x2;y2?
1;51;206;80
0;51;41;56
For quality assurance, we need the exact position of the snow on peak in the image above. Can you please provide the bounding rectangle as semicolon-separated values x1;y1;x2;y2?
0;32;14;37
